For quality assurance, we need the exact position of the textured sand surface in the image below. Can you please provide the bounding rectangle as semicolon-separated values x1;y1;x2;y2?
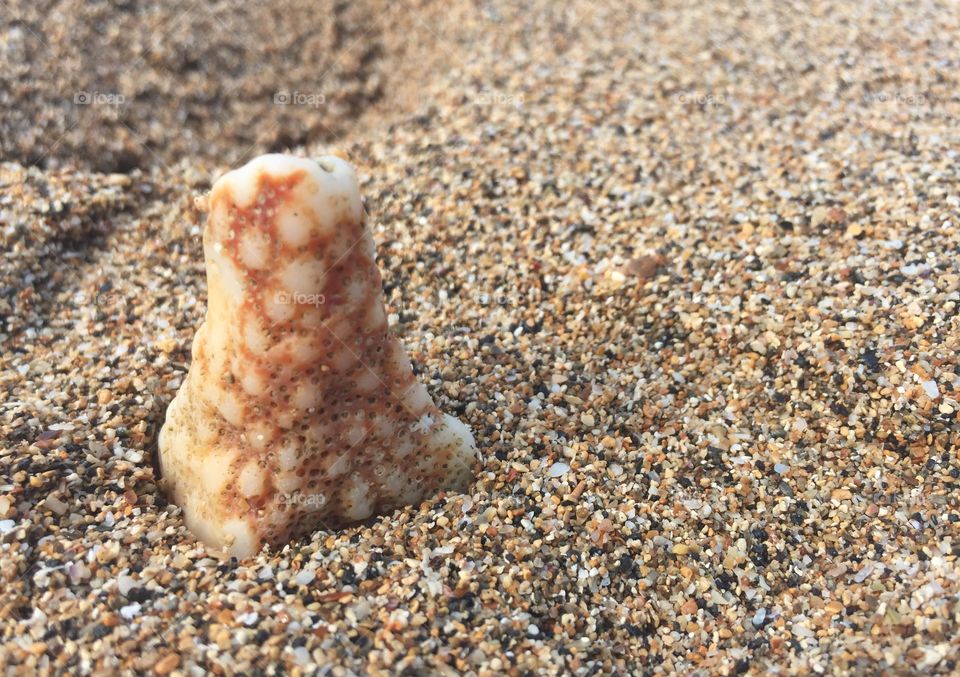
2;0;960;674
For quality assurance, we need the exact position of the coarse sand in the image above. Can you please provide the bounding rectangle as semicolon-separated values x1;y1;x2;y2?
1;0;959;674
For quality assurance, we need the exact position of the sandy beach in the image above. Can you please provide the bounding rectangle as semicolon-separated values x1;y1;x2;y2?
2;0;959;673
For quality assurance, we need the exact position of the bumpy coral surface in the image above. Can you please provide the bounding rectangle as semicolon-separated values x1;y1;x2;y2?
158;154;477;556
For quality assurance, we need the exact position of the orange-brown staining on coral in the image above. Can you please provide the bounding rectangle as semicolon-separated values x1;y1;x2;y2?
158;154;478;557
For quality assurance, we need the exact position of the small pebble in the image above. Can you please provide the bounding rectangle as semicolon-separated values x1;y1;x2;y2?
117;575;135;596
154;654;180;675
237;612;259;626
295;569;316;586
119;603;141;620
